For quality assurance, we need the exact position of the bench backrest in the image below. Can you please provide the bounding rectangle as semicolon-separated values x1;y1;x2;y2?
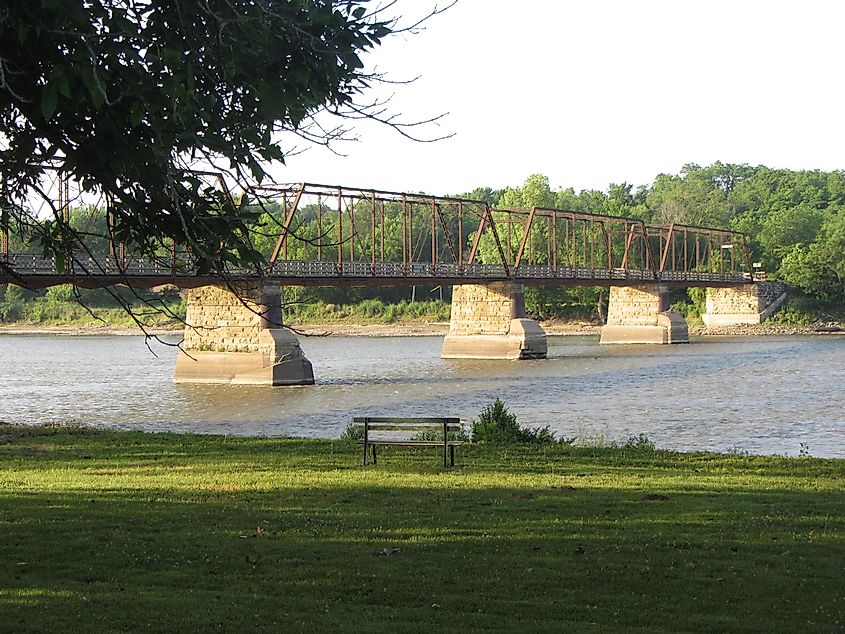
353;417;462;433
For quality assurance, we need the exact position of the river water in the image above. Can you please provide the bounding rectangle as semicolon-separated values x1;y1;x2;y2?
0;333;843;457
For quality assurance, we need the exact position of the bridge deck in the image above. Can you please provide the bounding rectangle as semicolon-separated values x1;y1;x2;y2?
0;254;752;289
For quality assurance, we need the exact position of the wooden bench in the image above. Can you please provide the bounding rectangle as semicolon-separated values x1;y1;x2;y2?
353;417;464;467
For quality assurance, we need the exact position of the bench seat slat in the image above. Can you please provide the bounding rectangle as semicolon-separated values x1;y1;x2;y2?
357;440;465;447
354;417;460;424
357;425;463;432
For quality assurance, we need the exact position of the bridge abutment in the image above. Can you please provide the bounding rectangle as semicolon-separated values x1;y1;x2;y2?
702;282;787;330
441;283;547;359
174;283;314;386
600;285;689;344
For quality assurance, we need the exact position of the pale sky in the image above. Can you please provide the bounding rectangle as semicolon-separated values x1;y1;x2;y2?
274;0;845;196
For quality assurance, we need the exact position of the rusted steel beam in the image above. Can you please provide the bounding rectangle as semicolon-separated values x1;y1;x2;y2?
430;200;437;266
600;221;614;270
513;207;537;270
457;202;464;269
621;222;636;269
486;208;511;276
402;198;408;268
337;190;343;270
371;192;377;269
269;185;304;264
466;212;486;265
434;203;459;265
380;200;386;263
659;223;675;272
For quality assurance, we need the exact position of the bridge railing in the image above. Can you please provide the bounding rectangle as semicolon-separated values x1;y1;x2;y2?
2;253;752;286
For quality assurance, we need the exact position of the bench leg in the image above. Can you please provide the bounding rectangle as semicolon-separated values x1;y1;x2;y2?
363;443;368;466
372;444;378;465
450;445;455;467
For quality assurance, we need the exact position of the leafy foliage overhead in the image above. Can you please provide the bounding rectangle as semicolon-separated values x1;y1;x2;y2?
0;0;393;272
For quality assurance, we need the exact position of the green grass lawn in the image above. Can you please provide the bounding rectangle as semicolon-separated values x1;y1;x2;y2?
1;425;842;633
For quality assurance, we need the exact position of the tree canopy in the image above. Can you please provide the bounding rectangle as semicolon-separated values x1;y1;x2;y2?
467;165;845;314
0;0;403;273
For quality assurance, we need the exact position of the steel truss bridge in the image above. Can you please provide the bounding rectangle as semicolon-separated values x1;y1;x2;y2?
0;178;754;290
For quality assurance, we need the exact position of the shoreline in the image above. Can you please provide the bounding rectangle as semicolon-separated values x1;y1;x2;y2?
1;319;843;338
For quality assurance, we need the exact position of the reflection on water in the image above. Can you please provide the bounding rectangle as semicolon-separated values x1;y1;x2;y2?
1;333;844;457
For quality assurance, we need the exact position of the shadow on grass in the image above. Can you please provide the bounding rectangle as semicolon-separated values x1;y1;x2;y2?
1;428;843;633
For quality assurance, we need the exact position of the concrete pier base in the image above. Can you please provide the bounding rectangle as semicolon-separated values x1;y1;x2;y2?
600;285;689;345
701;282;787;330
441;283;547;360
174;283;314;386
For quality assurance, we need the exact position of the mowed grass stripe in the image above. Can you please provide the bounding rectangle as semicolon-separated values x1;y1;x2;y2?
0;425;842;633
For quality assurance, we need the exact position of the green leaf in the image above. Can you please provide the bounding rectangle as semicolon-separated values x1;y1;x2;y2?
129;103;144;127
41;83;58;120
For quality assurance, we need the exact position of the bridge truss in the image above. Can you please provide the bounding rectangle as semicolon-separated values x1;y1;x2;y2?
1;175;754;289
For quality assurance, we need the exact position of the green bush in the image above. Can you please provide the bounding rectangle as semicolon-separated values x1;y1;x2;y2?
339;423;363;442
412;425;469;442
621;433;656;452
45;284;75;302
471;399;556;444
356;298;386;318
768;299;816;326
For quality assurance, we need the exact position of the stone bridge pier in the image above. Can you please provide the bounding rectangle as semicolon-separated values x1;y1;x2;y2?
174;283;314;386
441;282;547;359
600;285;689;344
702;282;787;330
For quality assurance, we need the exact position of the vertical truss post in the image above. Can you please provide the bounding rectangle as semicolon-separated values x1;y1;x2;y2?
430;200;437;267
371;192;377;269
408;201;414;266
380;201;385;263
402;198;408;269
506;213;512;256
59;170;70;224
601;221;613;271
348;198;355;262
742;234;754;278
581;220;587;271
695;233;700;270
671;229;676;271
457;202;463;270
107;196;116;260
282;193;288;260
337;190;343;272
621;222;634;269
316;194;322;261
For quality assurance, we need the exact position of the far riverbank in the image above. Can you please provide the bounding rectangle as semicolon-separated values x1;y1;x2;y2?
1;318;843;338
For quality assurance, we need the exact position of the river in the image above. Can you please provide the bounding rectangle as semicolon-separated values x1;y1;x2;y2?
0;333;843;457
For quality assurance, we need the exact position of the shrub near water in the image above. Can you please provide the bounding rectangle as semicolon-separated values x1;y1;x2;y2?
471;398;557;444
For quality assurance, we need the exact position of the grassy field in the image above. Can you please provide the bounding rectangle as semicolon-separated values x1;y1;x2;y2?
0;425;842;633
